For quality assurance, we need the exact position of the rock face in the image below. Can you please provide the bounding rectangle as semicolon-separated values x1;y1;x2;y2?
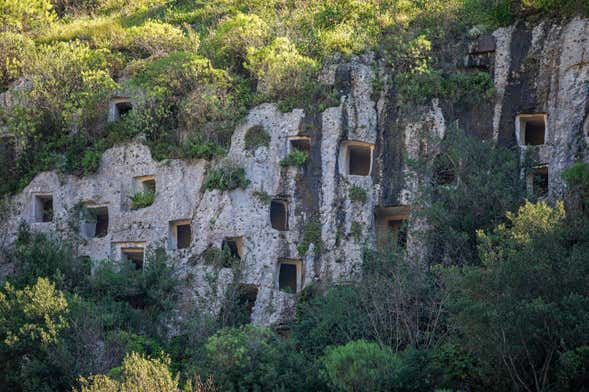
1;18;589;326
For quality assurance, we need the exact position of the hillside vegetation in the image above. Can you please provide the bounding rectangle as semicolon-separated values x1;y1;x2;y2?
1;0;587;194
1;1;589;391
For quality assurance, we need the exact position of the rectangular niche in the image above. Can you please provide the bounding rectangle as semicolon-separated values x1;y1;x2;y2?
528;165;549;198
237;284;259;321
109;98;133;122
81;205;109;239
277;258;302;294
339;140;374;176
222;237;244;260
375;205;410;250
516;114;547;146
121;245;145;270
33;193;53;222
168;220;192;250
130;175;156;209
135;175;156;194
270;199;288;231
288;136;311;154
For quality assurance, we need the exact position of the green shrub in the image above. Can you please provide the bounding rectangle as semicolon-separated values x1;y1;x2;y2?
11;41;116;135
396;69;494;106
297;218;323;255
445;200;589;391
80;148;102;175
129;190;155;209
13;227;89;291
244;125;270;152
461;0;515;28
128;20;199;58
77;352;180;392
424;127;523;266
201;246;239;269
555;346;589;391
280;150;308;167
0;0;56;33
181;139;226;160
321;340;400;392
204;161;250;191
89;248;178;316
0;277;69;348
348;185;367;204
245;37;318;100
204;13;269;69
562;162;589;208
0;277;70;391
203;325;280;391
0;32;34;89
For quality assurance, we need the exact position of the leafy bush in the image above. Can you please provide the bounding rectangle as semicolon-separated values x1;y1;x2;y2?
88;248;179;318
321;340;400;392
445;200;589;391
77;352;181;392
396;69;495;106
0;0;56;33
203;161;249;191
128;20;199;58
461;0;515;28
0;277;69;348
13;227;89;291
17;41;116;133
291;285;367;356
204;13;269;70
244;125;270;152
423;128;523;266
0;32;34;89
0;278;69;390
203;325;280;390
201;246;239;269
129;190;155;209
562;161;589;209
348;185;367;204
245;37;318;100
181;139;226;160
280;150;307;167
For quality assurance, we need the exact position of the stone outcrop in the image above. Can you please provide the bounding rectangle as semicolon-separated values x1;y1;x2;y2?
1;18;589;326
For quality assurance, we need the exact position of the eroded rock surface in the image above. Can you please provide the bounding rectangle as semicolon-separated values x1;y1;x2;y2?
2;18;589;326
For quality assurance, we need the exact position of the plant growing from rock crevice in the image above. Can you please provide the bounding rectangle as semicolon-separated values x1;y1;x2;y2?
280;150;308;167
244;125;270;152
297;218;323;256
130;190;155;210
204;160;250;192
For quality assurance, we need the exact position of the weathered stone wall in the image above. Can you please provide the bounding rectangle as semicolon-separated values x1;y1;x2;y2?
1;18;589;326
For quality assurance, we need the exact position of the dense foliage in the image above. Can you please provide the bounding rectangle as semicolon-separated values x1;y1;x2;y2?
1;159;589;391
1;0;586;195
1;1;589;391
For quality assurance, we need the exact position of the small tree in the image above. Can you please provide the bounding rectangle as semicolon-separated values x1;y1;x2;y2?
0;278;69;390
77;352;180;392
203;325;280;390
321;340;400;392
445;200;589;391
245;37;318;100
204;13;269;70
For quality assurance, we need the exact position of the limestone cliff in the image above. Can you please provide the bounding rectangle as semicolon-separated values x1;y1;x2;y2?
1;17;588;326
